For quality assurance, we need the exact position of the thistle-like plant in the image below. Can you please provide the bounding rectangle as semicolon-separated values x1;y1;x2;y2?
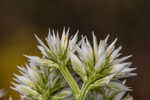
12;64;71;100
10;28;136;100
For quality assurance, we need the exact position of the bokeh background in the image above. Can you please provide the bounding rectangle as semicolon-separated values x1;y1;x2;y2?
0;0;150;100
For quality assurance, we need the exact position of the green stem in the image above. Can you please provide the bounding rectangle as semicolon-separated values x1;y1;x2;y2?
59;66;80;99
79;73;97;100
79;81;91;100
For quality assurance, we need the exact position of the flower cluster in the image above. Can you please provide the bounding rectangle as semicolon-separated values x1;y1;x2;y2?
87;81;133;100
12;64;71;100
11;28;136;100
70;33;136;87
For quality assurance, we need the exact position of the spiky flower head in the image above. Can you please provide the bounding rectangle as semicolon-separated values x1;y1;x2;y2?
34;28;78;65
70;33;136;84
87;80;133;100
12;63;71;100
11;28;136;100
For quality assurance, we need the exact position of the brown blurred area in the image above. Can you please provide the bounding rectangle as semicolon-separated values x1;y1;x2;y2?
0;0;150;100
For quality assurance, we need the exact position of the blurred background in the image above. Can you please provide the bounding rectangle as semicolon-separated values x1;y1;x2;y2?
0;0;149;100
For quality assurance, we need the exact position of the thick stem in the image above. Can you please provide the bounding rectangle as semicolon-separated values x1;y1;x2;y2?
59;66;80;99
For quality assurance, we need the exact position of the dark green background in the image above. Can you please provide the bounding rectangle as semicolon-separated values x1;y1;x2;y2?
0;0;149;99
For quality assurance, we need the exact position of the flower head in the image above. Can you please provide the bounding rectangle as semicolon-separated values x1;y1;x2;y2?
10;29;136;100
12;63;71;100
70;33;136;83
87;80;133;100
35;28;78;64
